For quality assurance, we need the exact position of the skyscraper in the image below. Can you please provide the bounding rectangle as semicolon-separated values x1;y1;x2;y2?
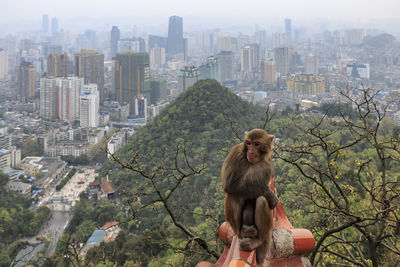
274;47;293;77
51;17;58;35
84;30;97;50
110;26;120;59
80;84;99;127
40;78;58;120
177;66;200;93
40;77;84;121
47;53;69;77
112;52;150;114
18;61;35;101
42;14;49;33
74;49;105;103
58;77;84;122
150;45;166;68
304;55;319;75
285;18;292;44
199;56;221;82
167;16;184;55
261;59;276;86
0;49;8;80
217;51;234;82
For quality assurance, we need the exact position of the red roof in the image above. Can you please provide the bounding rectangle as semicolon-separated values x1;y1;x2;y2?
102;221;119;230
101;178;115;194
89;181;101;186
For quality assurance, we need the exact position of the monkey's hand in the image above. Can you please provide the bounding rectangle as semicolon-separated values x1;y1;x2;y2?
241;225;258;238
265;188;279;209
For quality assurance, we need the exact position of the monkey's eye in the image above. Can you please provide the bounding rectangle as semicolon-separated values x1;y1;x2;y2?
254;142;260;147
245;141;251;145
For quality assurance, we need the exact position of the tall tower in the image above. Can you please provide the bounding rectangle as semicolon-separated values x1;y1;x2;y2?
304;55;319;75
80;84;99;127
51;17;58;35
42;14;49;33
112;52;150;115
217;51;234;82
47;53;69;77
58;77;84;122
0;49;8;80
40;78;58;120
274;47;292;77
18;61;35;101
285;18;292;44
110;26;120;59
167;16;183;55
261;59;276;86
74;49;105;103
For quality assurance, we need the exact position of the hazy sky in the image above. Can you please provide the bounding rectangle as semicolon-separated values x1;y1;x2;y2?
1;0;399;32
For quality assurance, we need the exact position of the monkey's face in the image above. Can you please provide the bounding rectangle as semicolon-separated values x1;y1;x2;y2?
245;140;263;164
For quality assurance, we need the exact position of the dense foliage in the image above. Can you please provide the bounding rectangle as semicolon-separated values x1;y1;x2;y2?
55;168;77;191
0;172;50;266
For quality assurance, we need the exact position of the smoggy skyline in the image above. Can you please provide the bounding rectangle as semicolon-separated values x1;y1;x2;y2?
1;0;399;34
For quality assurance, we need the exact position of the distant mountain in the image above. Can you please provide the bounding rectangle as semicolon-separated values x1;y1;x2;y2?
362;33;398;48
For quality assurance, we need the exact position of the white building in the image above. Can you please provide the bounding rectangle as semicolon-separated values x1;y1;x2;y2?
40;78;58;120
40;77;84;121
150;45;166;68
0;48;8;80
80;84;99;128
58;77;84;122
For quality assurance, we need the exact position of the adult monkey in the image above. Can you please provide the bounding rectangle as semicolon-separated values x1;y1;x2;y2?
222;129;278;264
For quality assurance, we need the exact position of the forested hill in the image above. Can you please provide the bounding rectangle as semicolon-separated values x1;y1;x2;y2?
102;78;267;188
97;79;268;265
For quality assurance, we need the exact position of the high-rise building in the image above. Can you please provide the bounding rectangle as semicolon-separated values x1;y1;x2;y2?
40;78;58;120
219;36;232;52
134;96;147;120
80;84;99;127
274;47;293;77
285;18;292;44
40;77;84;121
58;77;84;122
217;51;235;82
199;56;221;82
118;38;145;53
110;26;120;59
177;66;200;93
167;16;184;55
51;17;58;35
241;46;252;73
18;61;35;101
112;52;150;114
0;49;8;80
261;59;276;86
240;44;260;74
286;74;325;95
149;35;168;51
43;44;62;58
42;14;49;33
150;45;166;68
74;49;105;103
304;55;319;75
84;30;97;50
47;53;69;77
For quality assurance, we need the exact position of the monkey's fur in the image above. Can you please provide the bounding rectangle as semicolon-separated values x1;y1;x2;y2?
222;129;278;264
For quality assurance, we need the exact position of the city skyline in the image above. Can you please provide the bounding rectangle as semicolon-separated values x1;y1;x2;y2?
0;0;399;33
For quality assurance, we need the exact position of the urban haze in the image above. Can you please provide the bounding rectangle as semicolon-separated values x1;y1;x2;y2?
0;0;400;266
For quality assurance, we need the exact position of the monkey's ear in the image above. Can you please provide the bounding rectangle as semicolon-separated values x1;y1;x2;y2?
268;135;274;143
